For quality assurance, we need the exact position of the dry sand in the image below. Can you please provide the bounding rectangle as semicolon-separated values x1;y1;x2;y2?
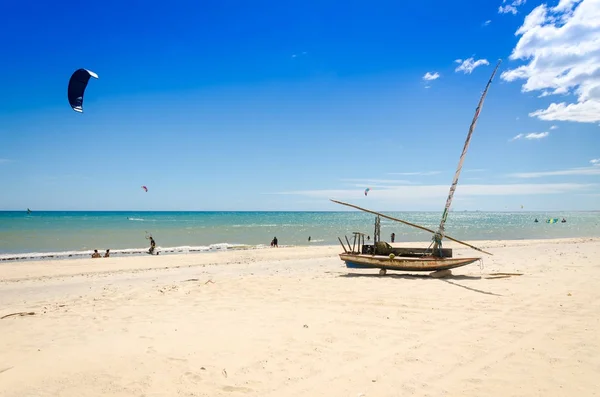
1;238;600;396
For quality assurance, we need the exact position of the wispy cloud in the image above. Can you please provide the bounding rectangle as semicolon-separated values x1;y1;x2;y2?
387;171;441;176
0;158;11;164
454;58;490;74
291;51;307;58
464;168;487;173
525;132;549;139
483;20;492;26
508;167;600;178
591;159;600;166
509;131;549;141
510;134;524;141
498;0;526;15
340;178;416;188
423;72;440;81
273;183;595;201
549;125;558;130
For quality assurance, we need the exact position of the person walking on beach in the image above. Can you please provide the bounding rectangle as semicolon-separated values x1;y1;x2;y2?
391;233;395;243
271;236;278;248
149;236;156;255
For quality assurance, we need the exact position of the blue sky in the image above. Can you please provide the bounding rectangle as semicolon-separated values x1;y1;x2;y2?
1;0;599;211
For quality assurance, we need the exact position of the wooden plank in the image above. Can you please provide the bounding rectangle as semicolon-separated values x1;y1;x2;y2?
361;244;452;258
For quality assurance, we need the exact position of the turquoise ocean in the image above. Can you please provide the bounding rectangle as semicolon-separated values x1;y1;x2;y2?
1;211;599;261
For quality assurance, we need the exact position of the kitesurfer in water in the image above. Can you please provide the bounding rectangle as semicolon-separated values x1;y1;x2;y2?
534;218;539;223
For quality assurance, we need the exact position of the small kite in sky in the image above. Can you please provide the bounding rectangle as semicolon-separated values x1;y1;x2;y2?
141;186;148;192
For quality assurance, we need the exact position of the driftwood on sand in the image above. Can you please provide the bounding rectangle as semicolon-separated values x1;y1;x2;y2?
1;312;35;320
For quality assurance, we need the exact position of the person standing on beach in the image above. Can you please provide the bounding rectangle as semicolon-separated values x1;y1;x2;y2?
149;236;156;255
391;233;395;243
271;237;278;248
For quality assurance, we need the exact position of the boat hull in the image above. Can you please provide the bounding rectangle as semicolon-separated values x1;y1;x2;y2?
340;253;480;272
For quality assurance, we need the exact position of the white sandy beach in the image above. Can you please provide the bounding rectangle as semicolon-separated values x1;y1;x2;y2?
1;238;600;396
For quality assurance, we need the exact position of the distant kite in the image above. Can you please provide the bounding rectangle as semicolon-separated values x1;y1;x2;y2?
141;186;148;192
364;188;370;196
68;68;98;113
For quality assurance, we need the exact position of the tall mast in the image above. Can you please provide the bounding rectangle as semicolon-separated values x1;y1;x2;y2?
432;60;502;253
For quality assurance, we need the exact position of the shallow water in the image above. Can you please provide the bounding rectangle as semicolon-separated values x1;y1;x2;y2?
1;211;598;261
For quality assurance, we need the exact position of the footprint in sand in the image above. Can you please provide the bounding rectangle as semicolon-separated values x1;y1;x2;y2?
182;371;202;384
222;386;253;393
167;356;188;363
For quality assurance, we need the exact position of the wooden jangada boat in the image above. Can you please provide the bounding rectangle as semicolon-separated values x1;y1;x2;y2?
333;60;502;275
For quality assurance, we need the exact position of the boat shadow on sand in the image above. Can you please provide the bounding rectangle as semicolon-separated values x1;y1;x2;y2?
338;273;502;296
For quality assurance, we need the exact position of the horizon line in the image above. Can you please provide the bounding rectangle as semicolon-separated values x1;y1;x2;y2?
2;209;596;213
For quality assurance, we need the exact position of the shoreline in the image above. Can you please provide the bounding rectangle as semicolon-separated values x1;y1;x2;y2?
2;233;600;263
2;237;599;283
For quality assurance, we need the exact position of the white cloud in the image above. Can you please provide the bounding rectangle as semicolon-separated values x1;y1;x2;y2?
454;58;490;74
483;20;492;26
591;158;600;165
549;125;559;129
0;158;10;164
423;72;440;81
501;0;600;123
499;0;527;14
510;131;549;141
508;166;600;178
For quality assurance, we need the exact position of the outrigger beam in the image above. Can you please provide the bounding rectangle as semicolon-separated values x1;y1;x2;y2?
330;199;493;256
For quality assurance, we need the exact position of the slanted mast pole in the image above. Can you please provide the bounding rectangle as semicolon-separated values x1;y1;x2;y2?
432;60;502;254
